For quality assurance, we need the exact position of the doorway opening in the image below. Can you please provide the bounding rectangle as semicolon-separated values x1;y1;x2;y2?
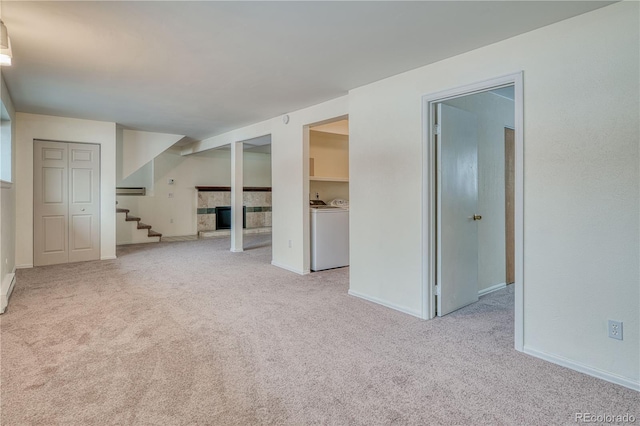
422;73;524;351
304;116;350;273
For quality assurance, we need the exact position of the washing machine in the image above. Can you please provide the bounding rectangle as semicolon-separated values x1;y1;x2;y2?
310;205;349;271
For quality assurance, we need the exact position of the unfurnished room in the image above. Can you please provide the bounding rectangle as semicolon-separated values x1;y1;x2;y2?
0;1;638;425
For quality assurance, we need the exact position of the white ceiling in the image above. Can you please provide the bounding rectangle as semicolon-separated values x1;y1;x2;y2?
1;1;613;140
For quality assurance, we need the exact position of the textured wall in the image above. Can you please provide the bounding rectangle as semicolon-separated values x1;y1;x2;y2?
349;2;638;384
15;113;117;265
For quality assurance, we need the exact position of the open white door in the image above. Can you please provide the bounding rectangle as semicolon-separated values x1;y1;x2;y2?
437;103;479;316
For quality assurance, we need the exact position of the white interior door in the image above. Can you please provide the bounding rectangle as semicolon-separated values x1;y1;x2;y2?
34;141;69;266
68;143;100;262
34;140;100;266
437;103;479;316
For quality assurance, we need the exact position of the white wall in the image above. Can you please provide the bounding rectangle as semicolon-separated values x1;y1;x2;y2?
120;129;183;180
309;129;349;203
118;160;154;190
309;130;349;180
183;96;348;275
349;2;638;387
444;92;514;292
0;73;16;311
116;147;272;238
15;113;117;266
116;128;185;190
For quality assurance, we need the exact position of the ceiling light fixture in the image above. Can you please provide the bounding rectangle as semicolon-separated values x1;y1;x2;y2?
0;20;12;66
0;20;8;49
0;38;12;66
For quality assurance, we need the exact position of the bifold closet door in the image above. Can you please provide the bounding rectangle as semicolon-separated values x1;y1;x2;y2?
34;141;69;266
34;141;100;266
68;143;100;263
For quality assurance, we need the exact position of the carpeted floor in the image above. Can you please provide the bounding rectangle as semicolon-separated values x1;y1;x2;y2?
1;234;637;425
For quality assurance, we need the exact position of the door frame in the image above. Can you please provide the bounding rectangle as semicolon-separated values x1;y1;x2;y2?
421;72;524;351
303;114;349;275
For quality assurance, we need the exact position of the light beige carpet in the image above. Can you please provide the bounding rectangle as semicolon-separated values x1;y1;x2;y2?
1;234;637;425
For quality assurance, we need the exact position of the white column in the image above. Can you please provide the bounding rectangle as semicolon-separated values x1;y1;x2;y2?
230;141;244;252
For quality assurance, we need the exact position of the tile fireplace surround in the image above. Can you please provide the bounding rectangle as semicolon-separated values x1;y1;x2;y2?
196;186;272;232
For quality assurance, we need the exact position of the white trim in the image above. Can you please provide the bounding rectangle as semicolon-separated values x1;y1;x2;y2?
422;73;521;104
100;256;117;261
348;289;422;318
0;179;12;189
1;271;16;314
478;282;507;297
513;72;525;352
15;264;33;269
230;248;244;253
271;260;309;276
303;124;311;275
421;72;525;352
524;346;640;392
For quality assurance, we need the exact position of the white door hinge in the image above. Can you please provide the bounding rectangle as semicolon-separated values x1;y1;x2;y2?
434;124;441;135
434;285;440;296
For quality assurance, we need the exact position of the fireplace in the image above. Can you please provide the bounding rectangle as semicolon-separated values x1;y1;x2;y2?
216;206;246;230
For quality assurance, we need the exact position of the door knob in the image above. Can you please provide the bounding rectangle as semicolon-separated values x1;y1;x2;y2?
81;208;85;212
473;214;482;221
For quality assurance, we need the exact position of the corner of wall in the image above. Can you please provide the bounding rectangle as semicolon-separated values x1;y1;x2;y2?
0;270;16;314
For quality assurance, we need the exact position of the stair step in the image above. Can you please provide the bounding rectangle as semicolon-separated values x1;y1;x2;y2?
148;230;162;238
117;207;161;244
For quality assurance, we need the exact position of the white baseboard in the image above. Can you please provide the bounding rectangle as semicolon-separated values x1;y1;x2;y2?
15;264;33;269
271;261;309;275
1;271;16;314
478;282;507;297
348;289;422;319
100;255;117;260
524;346;640;392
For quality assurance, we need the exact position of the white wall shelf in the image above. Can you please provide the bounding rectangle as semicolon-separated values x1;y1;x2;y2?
310;177;349;182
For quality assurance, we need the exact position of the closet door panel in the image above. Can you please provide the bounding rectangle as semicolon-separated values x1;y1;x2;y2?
34;141;69;266
68;143;100;263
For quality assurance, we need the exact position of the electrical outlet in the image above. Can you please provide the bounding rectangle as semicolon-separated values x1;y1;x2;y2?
169;218;174;224
608;320;623;340
168;192;174;198
288;240;292;248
